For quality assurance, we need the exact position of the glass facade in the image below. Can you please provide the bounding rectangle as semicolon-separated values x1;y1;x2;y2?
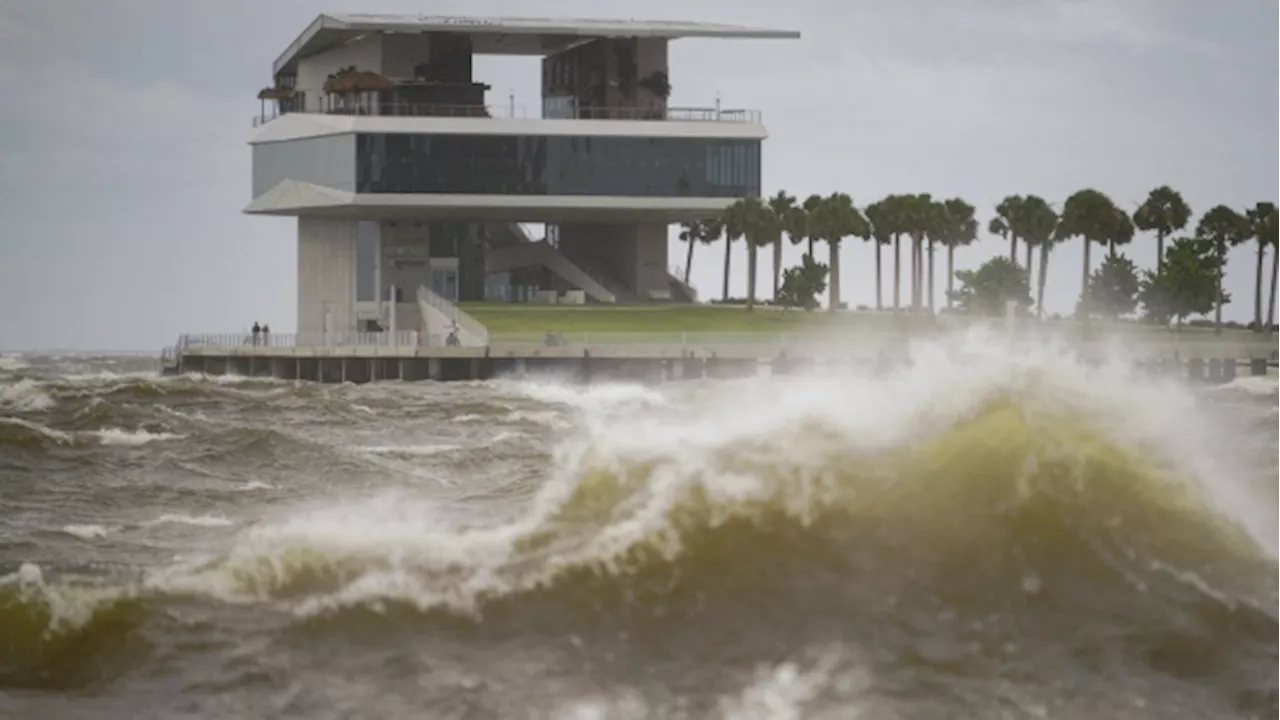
355;133;760;198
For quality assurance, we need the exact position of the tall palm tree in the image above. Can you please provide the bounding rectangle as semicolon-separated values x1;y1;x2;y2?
767;191;797;300
934;198;978;311
1132;186;1192;276
1246;202;1278;332
809;192;870;311
721;203;745;303
1018;197;1059;319
873;194;908;311
677;218;722;287
900;193;936;312
723;196;779;312
1109;208;1135;258
990;195;1025;264
864;199;893;310
1196;205;1250;333
1059;189;1123;316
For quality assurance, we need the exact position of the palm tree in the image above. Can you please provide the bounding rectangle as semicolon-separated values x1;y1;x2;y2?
1059;189;1123;316
1246;202;1278;332
1132;186;1192;276
934;198;978;311
1109;208;1135;258
723;197;779;312
677;218;722;287
873;194;908;311
767;191;797;300
1196;204;1250;333
990;195;1025;264
1018;197;1059;319
864;199;894;310
809;193;870;311
900;193;937;312
721;204;745;303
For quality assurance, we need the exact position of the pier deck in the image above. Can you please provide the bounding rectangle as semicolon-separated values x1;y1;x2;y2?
162;331;1278;385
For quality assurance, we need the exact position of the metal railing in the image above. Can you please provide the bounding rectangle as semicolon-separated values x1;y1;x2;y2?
178;331;420;350
253;103;761;127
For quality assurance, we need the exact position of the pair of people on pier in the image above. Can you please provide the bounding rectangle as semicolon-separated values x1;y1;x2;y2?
250;322;271;346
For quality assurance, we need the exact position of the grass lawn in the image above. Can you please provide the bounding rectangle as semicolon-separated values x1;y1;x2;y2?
460;303;1271;343
460;303;863;334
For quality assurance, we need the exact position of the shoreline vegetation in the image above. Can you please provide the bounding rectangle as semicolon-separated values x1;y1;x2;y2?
549;188;1277;337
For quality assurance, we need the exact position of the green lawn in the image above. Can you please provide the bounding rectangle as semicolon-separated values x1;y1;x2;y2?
461;303;903;334
460;302;1270;343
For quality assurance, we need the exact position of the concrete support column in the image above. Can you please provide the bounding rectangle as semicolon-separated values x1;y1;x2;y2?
1186;358;1205;382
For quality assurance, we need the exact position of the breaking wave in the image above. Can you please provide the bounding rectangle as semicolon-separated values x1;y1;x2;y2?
1;332;1275;714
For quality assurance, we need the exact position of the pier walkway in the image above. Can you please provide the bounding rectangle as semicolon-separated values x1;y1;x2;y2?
161;330;1278;385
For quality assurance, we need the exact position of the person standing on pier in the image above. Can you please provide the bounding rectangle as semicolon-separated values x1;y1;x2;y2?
251;322;261;346
262;323;271;347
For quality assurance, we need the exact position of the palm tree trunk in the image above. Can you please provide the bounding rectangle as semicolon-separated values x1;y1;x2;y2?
946;245;955;310
906;238;916;311
909;237;919;312
722;238;732;302
1024;242;1034;289
874;242;883;311
916;239;924;311
1214;241;1225;334
1156;231;1166;276
684;239;696;285
1009;235;1017;263
1109;240;1116;259
1080;239;1091;319
1037;243;1050;320
828;239;842;312
1267;242;1278;332
807;236;814;259
746;241;758;312
1254;242;1265;331
772;239;783;300
927;239;935;313
893;236;901;310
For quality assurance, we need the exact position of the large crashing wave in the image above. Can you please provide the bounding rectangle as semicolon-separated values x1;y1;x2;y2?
1;331;1275;708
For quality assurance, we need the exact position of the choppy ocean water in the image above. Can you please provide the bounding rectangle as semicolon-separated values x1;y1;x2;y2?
0;333;1276;719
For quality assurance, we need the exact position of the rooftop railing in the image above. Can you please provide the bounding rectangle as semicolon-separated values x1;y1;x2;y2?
252;103;761;128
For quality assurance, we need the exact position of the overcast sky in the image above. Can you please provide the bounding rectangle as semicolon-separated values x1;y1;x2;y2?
0;0;1275;351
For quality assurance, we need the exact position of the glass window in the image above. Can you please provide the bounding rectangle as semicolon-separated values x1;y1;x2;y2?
355;133;761;198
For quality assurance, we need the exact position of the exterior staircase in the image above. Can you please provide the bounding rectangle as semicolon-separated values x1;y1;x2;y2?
484;222;690;304
486;240;618;303
416;285;489;347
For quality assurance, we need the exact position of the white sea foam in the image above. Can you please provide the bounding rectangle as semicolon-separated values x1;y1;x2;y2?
0;416;73;443
60;524;114;540
0;379;54;411
91;428;186;446
142;514;235;528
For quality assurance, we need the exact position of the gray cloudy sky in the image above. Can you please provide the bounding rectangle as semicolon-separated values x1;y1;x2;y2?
0;0;1275;351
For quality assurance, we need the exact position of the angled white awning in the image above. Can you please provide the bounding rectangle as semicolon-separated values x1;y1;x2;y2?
244;180;356;214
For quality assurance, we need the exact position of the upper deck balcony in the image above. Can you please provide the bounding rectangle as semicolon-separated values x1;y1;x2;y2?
253;71;759;128
253;101;761;128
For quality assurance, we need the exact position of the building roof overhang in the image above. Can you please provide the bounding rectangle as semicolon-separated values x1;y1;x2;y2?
273;13;800;76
